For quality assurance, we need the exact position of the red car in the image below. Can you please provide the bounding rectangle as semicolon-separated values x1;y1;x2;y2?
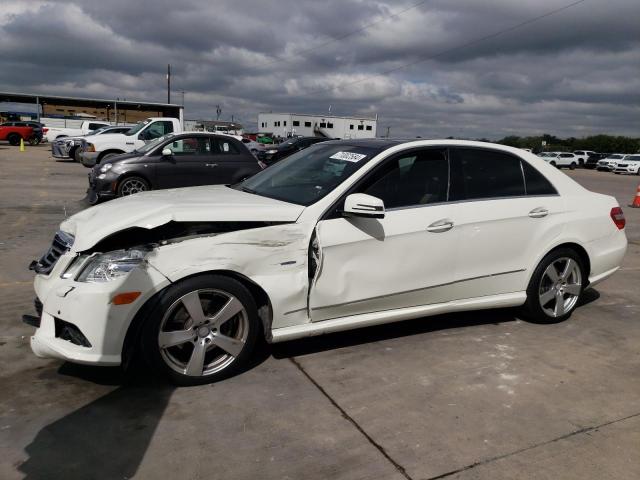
0;124;34;145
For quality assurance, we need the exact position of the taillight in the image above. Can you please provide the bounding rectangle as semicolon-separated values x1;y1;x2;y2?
42;127;49;133
610;207;625;229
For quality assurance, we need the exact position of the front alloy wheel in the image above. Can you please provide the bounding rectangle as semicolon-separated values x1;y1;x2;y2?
159;289;249;377
117;176;149;197
143;275;259;385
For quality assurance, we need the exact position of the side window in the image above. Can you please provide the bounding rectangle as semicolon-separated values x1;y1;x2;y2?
293;120;300;127
142;121;173;140
168;137;211;156
212;139;240;155
304;121;312;127
88;123;106;130
521;161;557;195
359;149;448;209
450;148;525;201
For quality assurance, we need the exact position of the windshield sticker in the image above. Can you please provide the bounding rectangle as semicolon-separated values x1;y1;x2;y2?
329;151;367;162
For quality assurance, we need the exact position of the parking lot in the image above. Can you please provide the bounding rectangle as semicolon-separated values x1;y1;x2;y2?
1;144;639;479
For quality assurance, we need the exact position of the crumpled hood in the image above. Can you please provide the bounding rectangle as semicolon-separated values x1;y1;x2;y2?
62;185;305;251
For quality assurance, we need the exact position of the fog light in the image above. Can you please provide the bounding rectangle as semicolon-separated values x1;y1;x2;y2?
98;174;106;180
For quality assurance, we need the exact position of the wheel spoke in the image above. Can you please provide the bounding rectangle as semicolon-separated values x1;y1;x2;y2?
212;333;244;357
564;283;581;296
554;291;565;316
185;340;207;376
539;289;556;306
159;329;194;348
544;264;560;283
181;291;207;325
561;259;576;280
211;296;244;329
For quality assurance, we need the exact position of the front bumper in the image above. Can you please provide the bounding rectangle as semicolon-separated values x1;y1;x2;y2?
613;165;639;174
80;151;100;168
87;170;118;203
28;252;170;366
51;142;70;159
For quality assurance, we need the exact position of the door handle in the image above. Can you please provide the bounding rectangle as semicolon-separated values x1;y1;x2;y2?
426;218;454;233
529;207;549;218
205;163;218;168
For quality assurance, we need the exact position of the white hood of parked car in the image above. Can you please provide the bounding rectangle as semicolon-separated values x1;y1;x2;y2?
61;185;305;251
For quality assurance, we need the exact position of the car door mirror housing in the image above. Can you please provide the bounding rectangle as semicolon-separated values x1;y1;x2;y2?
343;193;385;219
162;148;173;156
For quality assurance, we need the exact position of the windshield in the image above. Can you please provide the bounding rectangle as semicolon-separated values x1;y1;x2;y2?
126;119;151;136
134;134;174;154
236;143;381;206
625;155;640;161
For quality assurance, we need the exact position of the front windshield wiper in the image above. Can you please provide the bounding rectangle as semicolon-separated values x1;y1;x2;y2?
241;186;257;194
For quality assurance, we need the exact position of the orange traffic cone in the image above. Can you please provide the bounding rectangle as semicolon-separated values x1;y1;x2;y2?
630;185;640;208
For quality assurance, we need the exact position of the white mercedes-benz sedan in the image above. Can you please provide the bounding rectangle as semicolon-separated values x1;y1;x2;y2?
26;140;628;385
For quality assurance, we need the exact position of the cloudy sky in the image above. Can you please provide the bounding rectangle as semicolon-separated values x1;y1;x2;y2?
1;0;638;138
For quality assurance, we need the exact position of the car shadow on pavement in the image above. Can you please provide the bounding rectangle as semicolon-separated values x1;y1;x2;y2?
19;365;174;480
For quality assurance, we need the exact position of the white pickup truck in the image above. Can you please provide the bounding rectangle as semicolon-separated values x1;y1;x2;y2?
44;120;111;142
79;117;182;167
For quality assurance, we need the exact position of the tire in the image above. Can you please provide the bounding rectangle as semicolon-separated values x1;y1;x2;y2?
578;159;584;167
549;161;557;167
521;248;585;324
7;133;21;146
141;275;260;386
117;176;150;197
569;162;576;170
73;148;82;162
28;136;40;146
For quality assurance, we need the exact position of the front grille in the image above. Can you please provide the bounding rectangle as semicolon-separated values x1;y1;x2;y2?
617;164;628;168
33;231;74;274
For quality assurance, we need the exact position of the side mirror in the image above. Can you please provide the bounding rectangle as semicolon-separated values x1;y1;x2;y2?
343;193;385;219
162;148;173;156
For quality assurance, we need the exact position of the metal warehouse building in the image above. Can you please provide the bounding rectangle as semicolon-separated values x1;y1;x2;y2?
0;91;183;125
258;112;377;139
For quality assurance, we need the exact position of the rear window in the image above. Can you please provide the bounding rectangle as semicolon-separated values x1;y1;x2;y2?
521;161;557;195
450;148;525;201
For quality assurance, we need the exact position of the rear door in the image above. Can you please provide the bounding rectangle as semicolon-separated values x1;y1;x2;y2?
206;138;259;184
446;147;565;299
155;135;213;188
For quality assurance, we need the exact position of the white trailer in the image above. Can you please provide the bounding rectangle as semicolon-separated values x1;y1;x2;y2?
258;113;377;139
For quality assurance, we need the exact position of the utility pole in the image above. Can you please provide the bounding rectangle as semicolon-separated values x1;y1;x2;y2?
167;64;171;103
386;126;391;138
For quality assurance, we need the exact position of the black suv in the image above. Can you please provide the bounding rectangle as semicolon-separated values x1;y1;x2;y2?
87;133;262;204
584;153;607;169
259;136;330;165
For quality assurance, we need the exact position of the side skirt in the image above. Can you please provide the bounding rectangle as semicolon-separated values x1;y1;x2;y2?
271;291;526;343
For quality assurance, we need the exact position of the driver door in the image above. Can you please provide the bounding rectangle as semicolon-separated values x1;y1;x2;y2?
155;136;213;188
309;148;460;321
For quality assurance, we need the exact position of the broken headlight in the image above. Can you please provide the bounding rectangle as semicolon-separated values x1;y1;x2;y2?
77;248;149;283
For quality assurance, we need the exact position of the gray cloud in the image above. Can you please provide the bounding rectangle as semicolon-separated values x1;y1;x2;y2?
0;0;638;138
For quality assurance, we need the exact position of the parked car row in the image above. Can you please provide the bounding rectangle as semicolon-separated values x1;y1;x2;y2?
537;150;640;174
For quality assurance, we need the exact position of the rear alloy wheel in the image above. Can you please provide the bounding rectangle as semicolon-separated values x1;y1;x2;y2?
569;162;577;170
142;276;259;385
522;249;584;323
550;161;557;167
117;176;149;197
